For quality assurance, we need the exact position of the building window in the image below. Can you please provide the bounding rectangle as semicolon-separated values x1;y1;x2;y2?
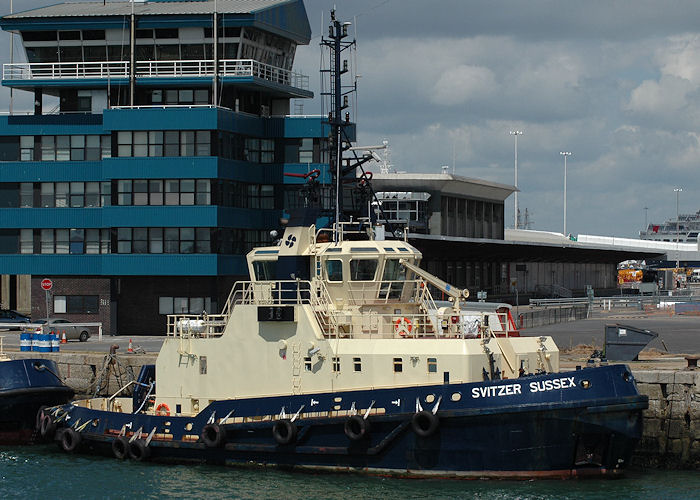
393;357;403;373
332;357;340;372
54;295;99;314
116;179;210;206
427;357;437;373
353;357;362;372
25;135;110;161
115;130;211;158
158;296;216;315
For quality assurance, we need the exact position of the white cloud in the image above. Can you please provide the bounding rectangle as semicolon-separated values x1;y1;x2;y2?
431;65;497;106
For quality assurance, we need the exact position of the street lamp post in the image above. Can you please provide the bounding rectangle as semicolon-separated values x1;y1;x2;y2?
510;130;523;229
560;152;572;236
674;187;682;269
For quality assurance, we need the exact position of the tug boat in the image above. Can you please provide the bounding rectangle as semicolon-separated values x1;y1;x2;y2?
39;11;646;477
0;342;73;444
39;218;647;477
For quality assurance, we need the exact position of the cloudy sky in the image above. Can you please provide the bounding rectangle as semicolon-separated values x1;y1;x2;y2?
2;1;700;238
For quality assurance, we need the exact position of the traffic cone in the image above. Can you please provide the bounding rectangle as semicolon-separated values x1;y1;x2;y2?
127;339;133;353
61;331;67;344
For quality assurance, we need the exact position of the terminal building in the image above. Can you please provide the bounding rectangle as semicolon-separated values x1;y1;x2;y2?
0;0;343;334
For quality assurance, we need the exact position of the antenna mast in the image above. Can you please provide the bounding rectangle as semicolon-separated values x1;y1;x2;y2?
321;11;356;238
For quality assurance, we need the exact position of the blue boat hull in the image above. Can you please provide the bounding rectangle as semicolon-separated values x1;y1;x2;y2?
0;359;74;444
45;364;646;478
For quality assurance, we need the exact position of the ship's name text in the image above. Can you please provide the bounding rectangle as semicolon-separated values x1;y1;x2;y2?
471;377;576;399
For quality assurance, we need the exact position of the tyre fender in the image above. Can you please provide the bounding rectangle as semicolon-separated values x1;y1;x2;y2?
344;415;370;441
411;410;439;438
61;428;82;453
201;423;225;448
272;419;297;445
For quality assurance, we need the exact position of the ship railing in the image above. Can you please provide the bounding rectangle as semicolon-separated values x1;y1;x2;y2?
342;279;431;305
166;313;228;338
230;280;313;306
310;279;340;336
317;309;505;340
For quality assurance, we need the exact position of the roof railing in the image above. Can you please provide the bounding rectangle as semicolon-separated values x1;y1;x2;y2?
3;59;309;90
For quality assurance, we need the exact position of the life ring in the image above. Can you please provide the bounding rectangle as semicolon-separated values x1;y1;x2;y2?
344;415;370;441
394;317;412;336
272;419;297;445
411;410;439;438
156;403;170;416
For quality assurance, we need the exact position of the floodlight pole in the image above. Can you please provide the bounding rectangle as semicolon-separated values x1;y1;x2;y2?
560;152;572;237
510;130;523;229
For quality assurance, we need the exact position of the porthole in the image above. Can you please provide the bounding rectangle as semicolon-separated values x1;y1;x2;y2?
580;380;591;389
451;392;462;402
425;394;435;404
622;371;632;382
185;422;193;431
334;396;342;403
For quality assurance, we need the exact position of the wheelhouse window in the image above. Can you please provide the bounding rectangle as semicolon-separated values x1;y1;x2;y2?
325;259;343;282
350;259;378;281
252;260;276;281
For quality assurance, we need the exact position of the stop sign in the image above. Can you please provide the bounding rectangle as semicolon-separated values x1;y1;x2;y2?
41;278;53;291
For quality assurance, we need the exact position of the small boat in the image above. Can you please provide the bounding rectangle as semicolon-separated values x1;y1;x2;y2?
0;338;74;445
40;11;646;477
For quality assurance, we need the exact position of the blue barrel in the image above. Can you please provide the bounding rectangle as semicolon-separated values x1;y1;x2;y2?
20;333;32;352
51;333;60;352
31;333;40;351
39;333;51;353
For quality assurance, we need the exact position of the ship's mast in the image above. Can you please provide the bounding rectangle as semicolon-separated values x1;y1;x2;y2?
321;11;356;239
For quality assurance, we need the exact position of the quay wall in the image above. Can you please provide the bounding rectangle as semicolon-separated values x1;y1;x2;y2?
6;353;698;469
633;370;699;470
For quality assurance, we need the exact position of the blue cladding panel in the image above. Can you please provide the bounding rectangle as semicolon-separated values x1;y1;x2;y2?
102;157;219;180
0;114;103;135
0;206;276;229
104;107;218;131
0;254;246;276
0;162;102;182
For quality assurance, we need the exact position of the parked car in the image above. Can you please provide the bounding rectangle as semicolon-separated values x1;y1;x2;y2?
24;318;91;342
0;310;31;330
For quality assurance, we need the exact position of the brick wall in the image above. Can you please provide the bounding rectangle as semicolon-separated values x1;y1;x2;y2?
30;277;111;335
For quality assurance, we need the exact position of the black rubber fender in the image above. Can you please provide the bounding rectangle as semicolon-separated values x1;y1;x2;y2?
35;405;48;431
201;423;225;448
411;410;439;438
112;435;130;460
272;419;297;445
344;415;370;441
128;439;151;461
39;414;56;440
61;428;82;453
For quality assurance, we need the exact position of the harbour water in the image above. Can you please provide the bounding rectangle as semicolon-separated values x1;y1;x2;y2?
1;446;697;499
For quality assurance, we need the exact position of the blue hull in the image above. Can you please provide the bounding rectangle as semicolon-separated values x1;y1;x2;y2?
0;359;74;444
45;364;646;478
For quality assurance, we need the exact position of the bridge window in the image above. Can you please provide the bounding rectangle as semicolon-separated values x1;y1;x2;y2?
253;260;276;281
393;357;403;373
353;357;362;372
325;260;343;282
350;259;378;281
